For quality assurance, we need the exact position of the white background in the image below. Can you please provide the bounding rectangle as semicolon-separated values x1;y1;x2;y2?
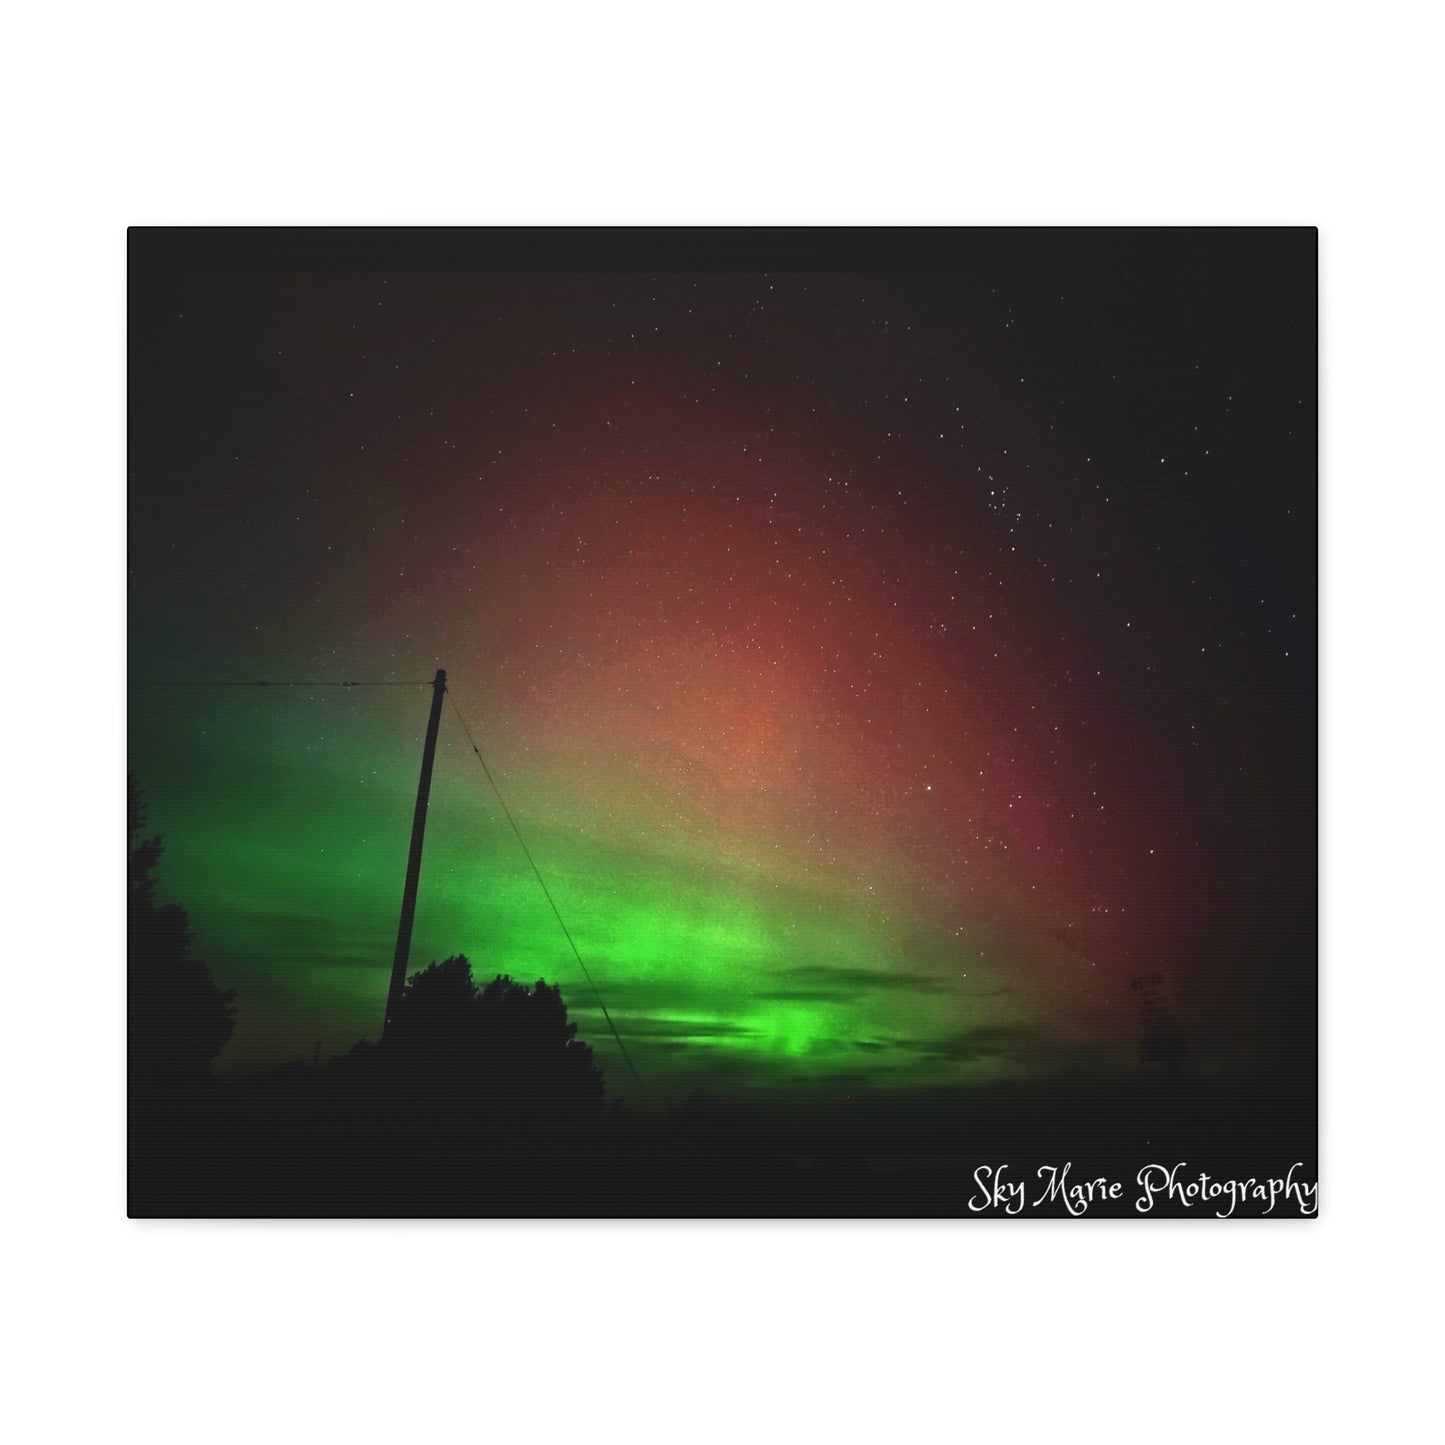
2;2;1439;1441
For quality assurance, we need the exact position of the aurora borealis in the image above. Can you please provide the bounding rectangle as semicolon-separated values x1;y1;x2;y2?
128;230;1317;1112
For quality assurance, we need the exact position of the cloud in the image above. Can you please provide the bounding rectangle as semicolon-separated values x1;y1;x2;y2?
752;987;856;1003
563;978;754;1027
765;964;956;998
884;1023;1029;1064
611;1017;759;1040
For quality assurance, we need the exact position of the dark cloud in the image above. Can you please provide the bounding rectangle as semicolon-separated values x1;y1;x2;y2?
753;988;855;1003
610;1017;759;1040
564;977;735;1014
218;911;387;969
769;964;954;998
885;1024;1029;1064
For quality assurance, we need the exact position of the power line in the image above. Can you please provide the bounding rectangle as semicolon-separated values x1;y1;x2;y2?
445;692;647;1100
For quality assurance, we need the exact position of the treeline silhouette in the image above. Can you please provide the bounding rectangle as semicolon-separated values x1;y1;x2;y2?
129;779;237;1138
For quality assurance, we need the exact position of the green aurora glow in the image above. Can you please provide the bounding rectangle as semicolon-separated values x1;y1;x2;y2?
129;685;1059;1101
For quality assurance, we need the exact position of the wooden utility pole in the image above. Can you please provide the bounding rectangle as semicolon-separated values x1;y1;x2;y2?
382;668;447;1041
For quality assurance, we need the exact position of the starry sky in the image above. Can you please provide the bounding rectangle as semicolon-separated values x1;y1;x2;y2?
128;230;1316;1109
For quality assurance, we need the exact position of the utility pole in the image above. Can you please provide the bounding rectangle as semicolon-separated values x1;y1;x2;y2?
382;668;447;1041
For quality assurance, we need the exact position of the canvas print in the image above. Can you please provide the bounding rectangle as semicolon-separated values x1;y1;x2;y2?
128;228;1317;1217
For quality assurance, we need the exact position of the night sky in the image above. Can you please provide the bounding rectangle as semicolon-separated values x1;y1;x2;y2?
128;230;1316;1110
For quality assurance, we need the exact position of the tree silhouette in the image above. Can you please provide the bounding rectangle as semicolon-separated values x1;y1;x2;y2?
386;955;604;1127
128;778;237;1094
